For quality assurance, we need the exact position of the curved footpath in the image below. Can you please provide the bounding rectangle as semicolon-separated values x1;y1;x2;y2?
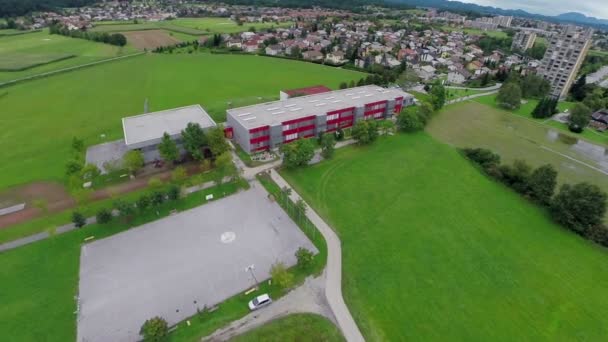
445;82;502;91
268;169;365;342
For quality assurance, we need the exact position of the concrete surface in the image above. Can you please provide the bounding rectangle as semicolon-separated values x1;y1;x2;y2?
76;185;317;342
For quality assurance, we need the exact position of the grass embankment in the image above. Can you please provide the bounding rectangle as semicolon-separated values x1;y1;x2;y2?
0;29;137;82
230;313;344;342
282;133;608;341
0;53;363;191
0;180;246;342
167;173;328;341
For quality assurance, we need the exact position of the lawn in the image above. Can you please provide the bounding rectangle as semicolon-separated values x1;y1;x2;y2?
0;29;137;83
0;181;244;342
427;101;608;218
445;87;490;100
0;53;363;191
281;133;608;341
230;314;344;342
90;17;292;35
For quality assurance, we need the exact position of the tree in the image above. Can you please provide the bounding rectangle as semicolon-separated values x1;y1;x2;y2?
528;164;557;205
114;199;135;220
181;122;207;160
295;247;314;269
499;160;531;194
139;316;169;342
320;133;336;159
206;126;230;156
96;208;112;224
280;138;315;168
462;148;501;171
270;261;294;290
352;120;379;144
214;152;236;185
158;133;179;163
80;163;100;181
550;183;607;234
568;103;591;133
496;82;522;110
123;150;144;175
570;75;587;101
72;211;86;228
520;74;550;99
531;97;557;119
429;83;446;110
396;110;423;132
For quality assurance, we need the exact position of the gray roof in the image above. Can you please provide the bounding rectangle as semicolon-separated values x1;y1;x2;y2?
122;104;216;149
227;85;413;129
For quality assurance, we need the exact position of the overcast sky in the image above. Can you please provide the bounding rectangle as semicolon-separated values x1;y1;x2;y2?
453;0;608;19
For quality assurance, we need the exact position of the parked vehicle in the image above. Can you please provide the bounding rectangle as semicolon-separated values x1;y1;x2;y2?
248;294;272;310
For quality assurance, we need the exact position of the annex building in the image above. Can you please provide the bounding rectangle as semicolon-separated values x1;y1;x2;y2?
226;85;414;154
122;104;217;161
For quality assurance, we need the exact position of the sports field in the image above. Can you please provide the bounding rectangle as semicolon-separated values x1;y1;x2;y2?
281;133;608;341
0;29;137;82
90;17;291;35
231;314;344;342
0;53;363;190
427;101;608;209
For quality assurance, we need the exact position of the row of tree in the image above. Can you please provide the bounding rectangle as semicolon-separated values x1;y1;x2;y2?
49;23;127;46
463;148;608;247
496;73;551;110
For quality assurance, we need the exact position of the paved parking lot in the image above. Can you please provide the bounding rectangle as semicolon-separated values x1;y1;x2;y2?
77;185;317;342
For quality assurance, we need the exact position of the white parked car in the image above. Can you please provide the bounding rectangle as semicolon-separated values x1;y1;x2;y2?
248;294;272;311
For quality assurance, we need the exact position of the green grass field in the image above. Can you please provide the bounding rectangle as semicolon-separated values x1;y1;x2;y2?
91;17;292;35
281;133;608;341
0;29;137;82
428;101;608;218
230;314;344;342
0;181;243;342
0;53;363;191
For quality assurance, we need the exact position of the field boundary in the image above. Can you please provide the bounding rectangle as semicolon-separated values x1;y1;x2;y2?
0;54;76;72
0;52;145;88
0;29;42;37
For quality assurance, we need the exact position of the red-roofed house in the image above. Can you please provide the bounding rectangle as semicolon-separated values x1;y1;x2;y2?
279;85;332;100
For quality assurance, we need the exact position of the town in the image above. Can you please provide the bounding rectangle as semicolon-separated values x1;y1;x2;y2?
1;0;608;342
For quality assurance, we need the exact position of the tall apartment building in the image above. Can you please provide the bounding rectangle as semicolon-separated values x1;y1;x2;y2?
539;26;593;99
511;31;537;51
226;85;414;154
493;15;513;28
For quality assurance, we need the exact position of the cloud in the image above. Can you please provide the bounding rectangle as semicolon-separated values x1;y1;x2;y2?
454;0;608;19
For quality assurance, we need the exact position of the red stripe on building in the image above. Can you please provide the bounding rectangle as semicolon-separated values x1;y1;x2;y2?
394;97;404;114
281;115;316;126
282;124;315;136
249;125;270;134
250;135;270;144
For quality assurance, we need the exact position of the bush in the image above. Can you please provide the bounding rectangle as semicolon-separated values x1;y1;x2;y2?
499;160;531;195
527;164;557;205
568;103;591;133
585;225;608;247
114;199;135;219
95;208;112;224
139;316;169;342
151;191;166;206
550;183;607;234
396;110;423;132
295;247;314;269
270;261;294;290
462;148;501;170
66;159;83;176
137;194;151;211
167;185;181;201
171;166;187;183
72;211;86;228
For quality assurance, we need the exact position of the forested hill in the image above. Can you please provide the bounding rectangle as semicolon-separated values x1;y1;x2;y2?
0;0;97;17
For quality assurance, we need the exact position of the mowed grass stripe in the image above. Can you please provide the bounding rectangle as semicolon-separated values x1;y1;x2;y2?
282;133;608;341
0;53;363;190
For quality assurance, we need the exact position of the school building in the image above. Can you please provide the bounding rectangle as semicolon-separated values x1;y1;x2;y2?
226;85;414;154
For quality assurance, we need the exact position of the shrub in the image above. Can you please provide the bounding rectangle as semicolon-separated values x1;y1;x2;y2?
499;160;531;195
295;247;314;269
550;183;607;234
396;110;423;132
270;261;294;290
527;164;557;205
95;208;112;224
114;199;135;219
171;166;187;183
462;148;501;170
585;225;608;247
139;316;169;342
148;177;163;188
80;163;101;181
66;159;83;176
72;211;86;228
167;185;181;201
151;191;166;206
137;194;151;211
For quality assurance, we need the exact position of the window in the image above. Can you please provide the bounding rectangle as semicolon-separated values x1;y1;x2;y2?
285;133;298;141
327;113;339;121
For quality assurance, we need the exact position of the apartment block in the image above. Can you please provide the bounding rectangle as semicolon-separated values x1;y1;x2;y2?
511;31;537;51
226;85;414;154
539;25;593;99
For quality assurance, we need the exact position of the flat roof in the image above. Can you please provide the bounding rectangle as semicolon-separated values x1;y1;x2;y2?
228;85;413;129
122;104;216;149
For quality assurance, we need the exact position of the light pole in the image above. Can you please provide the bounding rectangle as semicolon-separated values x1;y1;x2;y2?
246;264;259;287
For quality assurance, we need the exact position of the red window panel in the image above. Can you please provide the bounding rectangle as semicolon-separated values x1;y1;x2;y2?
282;124;315;136
394;97;404;114
249;125;270;134
250;135;270;144
282;115;316;126
364;100;388;117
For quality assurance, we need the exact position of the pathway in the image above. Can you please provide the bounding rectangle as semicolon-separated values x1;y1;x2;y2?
0;179;223;253
446;89;499;105
203;275;334;341
445;83;502;91
268;170;365;342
